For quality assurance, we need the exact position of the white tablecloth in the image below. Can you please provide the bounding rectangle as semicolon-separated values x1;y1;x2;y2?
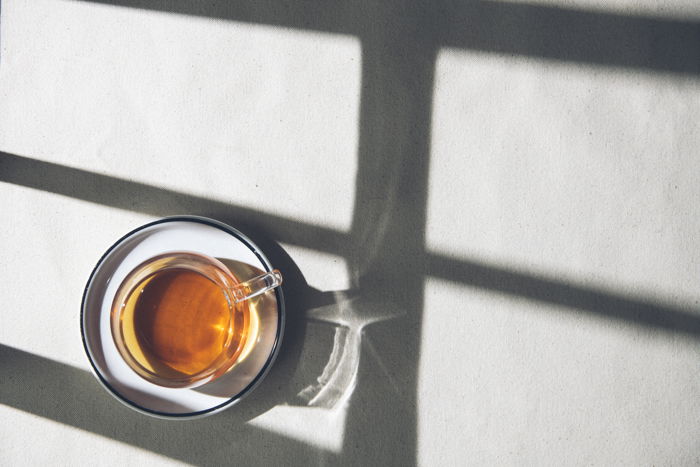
1;0;699;465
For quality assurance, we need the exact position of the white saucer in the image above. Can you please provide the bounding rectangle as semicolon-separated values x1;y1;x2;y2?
81;216;285;419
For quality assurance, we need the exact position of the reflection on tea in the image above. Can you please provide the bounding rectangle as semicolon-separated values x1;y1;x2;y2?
118;268;246;379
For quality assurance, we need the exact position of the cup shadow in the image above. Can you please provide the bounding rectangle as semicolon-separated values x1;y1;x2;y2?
207;232;366;420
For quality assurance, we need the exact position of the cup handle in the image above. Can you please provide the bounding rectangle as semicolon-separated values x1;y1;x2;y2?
229;270;283;304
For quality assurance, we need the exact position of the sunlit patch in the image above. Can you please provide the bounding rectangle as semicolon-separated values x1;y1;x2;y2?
0;0;362;232
249;405;349;453
427;46;700;304
281;245;351;291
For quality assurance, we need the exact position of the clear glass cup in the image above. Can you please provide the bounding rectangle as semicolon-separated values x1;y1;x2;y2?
110;251;282;388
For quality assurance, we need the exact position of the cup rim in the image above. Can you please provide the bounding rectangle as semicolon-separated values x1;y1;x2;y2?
80;215;285;419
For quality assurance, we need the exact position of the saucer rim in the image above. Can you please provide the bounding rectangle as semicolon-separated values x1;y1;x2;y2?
80;215;286;420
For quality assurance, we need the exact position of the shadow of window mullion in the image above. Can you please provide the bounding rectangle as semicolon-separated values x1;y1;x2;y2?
0;344;334;464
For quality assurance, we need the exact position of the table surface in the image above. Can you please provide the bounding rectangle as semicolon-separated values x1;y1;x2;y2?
1;1;699;465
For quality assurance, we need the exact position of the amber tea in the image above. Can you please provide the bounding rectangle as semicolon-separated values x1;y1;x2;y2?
118;268;246;379
111;252;282;388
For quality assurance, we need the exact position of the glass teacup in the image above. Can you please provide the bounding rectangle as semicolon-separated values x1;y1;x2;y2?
111;251;282;388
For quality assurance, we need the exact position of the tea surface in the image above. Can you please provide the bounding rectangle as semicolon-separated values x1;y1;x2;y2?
119;268;234;378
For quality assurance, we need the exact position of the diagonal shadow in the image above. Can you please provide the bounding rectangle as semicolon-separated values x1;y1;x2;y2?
74;0;700;75
0;344;335;466
428;256;700;337
437;0;700;74
0;151;346;256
